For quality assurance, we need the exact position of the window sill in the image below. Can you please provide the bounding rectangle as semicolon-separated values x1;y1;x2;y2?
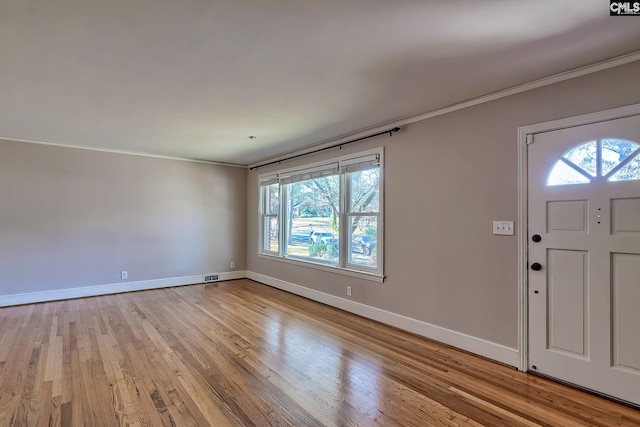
257;253;384;283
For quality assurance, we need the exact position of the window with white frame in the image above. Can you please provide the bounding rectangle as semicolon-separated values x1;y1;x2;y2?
259;148;383;277
260;176;279;253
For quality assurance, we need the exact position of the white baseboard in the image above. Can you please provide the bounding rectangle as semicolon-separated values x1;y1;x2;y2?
0;270;247;307
216;270;247;281
0;269;518;367
246;271;519;367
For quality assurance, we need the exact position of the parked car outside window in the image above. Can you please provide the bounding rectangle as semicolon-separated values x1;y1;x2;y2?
309;231;335;245
352;235;376;255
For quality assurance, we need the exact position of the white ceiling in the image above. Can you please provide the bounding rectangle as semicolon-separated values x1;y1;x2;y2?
1;0;639;166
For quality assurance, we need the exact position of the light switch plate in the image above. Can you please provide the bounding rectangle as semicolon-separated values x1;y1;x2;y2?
493;221;514;235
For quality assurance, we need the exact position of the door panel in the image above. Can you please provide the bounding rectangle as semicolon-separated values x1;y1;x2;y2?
611;253;640;373
546;200;588;233
528;113;640;406
611;198;640;234
547;249;588;358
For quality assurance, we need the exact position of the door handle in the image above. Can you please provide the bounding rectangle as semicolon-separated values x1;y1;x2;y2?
532;234;542;242
531;262;542;271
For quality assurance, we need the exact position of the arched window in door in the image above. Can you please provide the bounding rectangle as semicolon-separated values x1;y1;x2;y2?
547;139;640;186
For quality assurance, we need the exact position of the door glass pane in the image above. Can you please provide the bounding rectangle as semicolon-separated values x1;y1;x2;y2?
348;216;377;268
602;139;639;176
609;155;640;182
547;160;590;186
562;141;597;177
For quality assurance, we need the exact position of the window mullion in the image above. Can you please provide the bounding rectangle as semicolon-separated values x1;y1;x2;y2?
258;187;263;251
596;139;602;177
279;183;286;257
339;169;349;268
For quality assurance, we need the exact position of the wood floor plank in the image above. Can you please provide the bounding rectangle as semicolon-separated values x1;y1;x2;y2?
1;279;639;426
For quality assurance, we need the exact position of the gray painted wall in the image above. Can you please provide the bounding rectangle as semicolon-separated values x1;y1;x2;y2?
1;59;638;352
246;60;640;349
0;141;246;296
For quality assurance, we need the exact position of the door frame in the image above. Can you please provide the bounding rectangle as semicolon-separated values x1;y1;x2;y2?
516;102;640;371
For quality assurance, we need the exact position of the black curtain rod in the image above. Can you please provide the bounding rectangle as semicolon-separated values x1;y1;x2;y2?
249;127;401;171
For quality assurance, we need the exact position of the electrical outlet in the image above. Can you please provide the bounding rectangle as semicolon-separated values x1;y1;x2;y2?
121;271;128;280
230;261;235;269
347;286;352;297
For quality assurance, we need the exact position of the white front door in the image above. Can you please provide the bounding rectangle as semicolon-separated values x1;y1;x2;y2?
528;114;640;406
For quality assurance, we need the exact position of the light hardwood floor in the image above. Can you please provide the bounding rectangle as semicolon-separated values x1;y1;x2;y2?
0;279;638;426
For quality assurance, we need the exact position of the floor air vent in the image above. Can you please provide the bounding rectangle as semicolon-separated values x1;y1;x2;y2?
204;274;219;282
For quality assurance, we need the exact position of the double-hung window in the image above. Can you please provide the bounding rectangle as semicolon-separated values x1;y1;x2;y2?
259;176;280;254
258;148;383;279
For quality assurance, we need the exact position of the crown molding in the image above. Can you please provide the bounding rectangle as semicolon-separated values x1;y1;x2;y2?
0;135;247;168
249;50;640;169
